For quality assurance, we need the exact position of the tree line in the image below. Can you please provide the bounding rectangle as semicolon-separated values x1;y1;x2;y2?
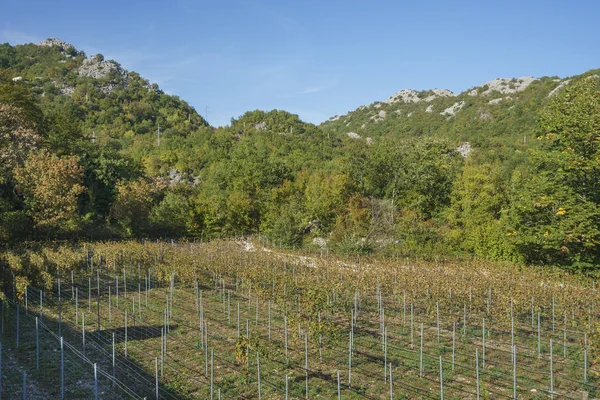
1;41;599;271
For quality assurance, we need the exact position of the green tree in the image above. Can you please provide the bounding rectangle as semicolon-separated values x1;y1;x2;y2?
505;78;600;269
78;145;143;221
366;137;460;218
447;161;520;261
150;189;193;237
0;71;44;127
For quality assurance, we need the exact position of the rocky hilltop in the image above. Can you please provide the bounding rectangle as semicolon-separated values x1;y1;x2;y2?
320;70;600;152
37;37;79;54
0;37;208;144
78;54;127;80
35;38;129;92
384;88;456;104
325;76;547;125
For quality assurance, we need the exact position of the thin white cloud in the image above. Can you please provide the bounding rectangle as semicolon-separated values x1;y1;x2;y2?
298;86;325;94
276;77;340;99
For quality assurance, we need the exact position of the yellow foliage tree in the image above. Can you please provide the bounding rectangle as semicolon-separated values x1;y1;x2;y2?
110;178;162;235
14;151;85;234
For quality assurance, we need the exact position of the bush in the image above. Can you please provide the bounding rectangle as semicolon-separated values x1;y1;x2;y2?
0;210;31;241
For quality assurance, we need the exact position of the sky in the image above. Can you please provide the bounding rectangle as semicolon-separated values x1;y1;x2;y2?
1;0;599;127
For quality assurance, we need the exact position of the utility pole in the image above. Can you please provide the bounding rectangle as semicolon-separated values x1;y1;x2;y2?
157;124;161;147
92;130;95;144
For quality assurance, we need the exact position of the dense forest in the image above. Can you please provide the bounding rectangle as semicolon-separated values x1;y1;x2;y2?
1;39;600;272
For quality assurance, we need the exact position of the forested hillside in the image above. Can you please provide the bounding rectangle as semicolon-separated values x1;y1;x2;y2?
1;38;599;271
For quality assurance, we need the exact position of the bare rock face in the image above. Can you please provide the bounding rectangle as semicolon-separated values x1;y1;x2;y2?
441;101;465;117
469;77;537;96
59;85;75;95
384;88;455;104
456;142;472;158
169;168;200;186
548;80;571;97
384;89;421;104
37;38;74;50
488;96;512;105
37;38;82;57
423;89;456;102
78;55;128;80
346;132;361;139
169;168;186;185
479;111;492;121
370;110;387;122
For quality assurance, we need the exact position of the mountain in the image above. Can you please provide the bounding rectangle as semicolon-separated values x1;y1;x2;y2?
2;38;600;270
0;38;208;149
320;70;600;155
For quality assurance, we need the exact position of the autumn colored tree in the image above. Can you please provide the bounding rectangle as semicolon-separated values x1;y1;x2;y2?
0;100;43;240
14;151;85;235
109;178;163;235
0;103;42;182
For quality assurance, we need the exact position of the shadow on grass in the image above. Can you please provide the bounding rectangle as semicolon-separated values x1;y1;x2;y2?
0;295;185;399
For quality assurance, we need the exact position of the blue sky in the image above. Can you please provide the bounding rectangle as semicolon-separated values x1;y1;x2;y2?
2;0;599;127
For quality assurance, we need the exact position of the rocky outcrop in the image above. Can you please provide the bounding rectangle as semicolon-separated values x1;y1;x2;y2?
488;96;512;105
384;88;455;105
441;101;465;117
37;38;74;51
548;80;570;97
370;110;387;122
423;89;456;102
36;38;83;57
169;168;200;187
384;89;421;104
456;142;472;158
479;111;492;121
59;85;75;95
469;77;537;96
78;55;128;81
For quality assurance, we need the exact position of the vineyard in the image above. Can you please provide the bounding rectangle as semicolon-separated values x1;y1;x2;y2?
0;238;598;399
